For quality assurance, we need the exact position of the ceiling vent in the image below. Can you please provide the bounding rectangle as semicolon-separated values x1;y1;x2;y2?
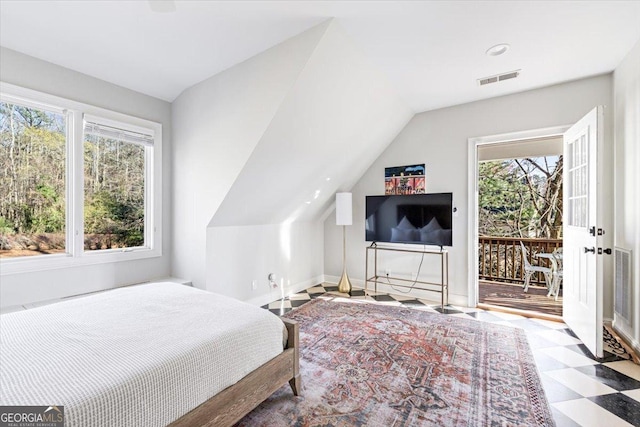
478;70;521;86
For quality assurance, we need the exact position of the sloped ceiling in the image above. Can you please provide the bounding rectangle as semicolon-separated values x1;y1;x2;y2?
210;20;412;227
171;21;332;285
172;20;412;287
3;2;638;112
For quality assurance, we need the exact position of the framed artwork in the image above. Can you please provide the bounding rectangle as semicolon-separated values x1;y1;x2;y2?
385;164;426;195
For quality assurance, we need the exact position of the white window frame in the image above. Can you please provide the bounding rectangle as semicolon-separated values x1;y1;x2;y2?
0;82;162;275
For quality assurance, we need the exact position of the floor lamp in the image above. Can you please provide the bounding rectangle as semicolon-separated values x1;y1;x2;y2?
336;192;352;294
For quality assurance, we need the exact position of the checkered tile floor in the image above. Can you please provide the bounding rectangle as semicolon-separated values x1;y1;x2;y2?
262;284;640;427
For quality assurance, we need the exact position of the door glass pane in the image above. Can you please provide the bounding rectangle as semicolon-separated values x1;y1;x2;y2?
567;134;588;228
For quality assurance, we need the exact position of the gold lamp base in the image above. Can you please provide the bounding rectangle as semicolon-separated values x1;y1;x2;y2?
338;269;352;294
337;224;352;294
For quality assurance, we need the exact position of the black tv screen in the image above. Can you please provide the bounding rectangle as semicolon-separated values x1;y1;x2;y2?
365;193;453;246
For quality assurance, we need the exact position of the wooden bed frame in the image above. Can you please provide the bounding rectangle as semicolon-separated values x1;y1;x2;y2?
169;317;300;427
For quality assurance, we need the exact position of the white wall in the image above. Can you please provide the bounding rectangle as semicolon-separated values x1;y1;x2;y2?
613;39;640;351
0;47;172;307
207;222;324;305
173;20;412;304
171;21;330;289
325;75;614;311
204;21;412;303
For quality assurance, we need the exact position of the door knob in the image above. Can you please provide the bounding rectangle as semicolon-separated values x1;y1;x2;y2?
584;247;595;253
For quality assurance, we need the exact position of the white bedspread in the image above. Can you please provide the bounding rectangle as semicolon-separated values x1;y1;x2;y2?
0;282;285;427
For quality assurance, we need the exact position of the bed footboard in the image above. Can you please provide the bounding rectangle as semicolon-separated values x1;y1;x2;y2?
169;317;300;427
282;317;301;396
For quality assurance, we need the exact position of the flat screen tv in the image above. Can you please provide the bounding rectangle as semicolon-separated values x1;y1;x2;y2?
365;193;453;246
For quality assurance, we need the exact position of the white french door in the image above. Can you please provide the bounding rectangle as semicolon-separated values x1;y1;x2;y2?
562;106;604;358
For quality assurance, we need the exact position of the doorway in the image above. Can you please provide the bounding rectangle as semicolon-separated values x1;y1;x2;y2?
477;151;563;316
468;127;569;318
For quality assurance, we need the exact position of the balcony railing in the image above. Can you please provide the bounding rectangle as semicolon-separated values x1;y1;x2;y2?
479;236;562;286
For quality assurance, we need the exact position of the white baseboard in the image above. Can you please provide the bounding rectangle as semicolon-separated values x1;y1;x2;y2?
323;275;468;307
245;275;324;307
323;275;364;287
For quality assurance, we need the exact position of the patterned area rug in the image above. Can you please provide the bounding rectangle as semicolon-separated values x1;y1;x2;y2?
237;298;555;426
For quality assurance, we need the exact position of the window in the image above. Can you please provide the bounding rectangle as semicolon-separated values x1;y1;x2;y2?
0;83;162;273
83;119;150;251
0;101;67;258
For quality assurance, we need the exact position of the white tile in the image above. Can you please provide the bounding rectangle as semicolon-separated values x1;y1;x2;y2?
389;294;419;302
534;329;583;346
622;388;640;403
406;305;437;313
553;398;634;427
268;300;291;309
371;300;402;307
449;313;473;319
453;306;484;313
545;369;617;397
489;320;516;328
288;293;311;300
505;321;528;330
327;291;349;297
306;286;326;294
604;360;640;381
487;310;526;320
539;346;599;367
530;318;568;329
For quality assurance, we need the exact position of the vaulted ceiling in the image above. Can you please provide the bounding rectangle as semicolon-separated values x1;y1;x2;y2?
1;1;639;112
170;20;412;287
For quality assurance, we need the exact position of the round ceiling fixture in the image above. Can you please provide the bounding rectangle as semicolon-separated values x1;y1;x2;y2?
486;43;510;56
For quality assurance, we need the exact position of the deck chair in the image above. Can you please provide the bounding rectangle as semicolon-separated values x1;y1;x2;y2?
548;248;563;300
520;242;553;293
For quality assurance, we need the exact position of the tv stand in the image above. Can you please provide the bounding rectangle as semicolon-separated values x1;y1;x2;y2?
365;244;449;309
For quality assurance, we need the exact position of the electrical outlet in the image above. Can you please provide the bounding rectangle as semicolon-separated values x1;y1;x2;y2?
252;280;258;291
268;273;278;288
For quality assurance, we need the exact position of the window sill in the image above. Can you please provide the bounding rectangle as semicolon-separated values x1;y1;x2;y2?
0;247;162;275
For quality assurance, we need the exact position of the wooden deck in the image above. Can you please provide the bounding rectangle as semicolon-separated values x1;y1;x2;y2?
479;280;562;317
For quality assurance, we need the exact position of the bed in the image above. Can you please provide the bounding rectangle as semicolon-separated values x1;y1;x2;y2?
0;282;300;427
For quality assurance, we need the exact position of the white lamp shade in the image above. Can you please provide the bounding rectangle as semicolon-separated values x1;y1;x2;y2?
336;192;353;226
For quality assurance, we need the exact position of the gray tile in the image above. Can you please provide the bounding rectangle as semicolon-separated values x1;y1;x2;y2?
289;299;310;308
575;365;640;392
589;393;640;427
541;374;583;403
